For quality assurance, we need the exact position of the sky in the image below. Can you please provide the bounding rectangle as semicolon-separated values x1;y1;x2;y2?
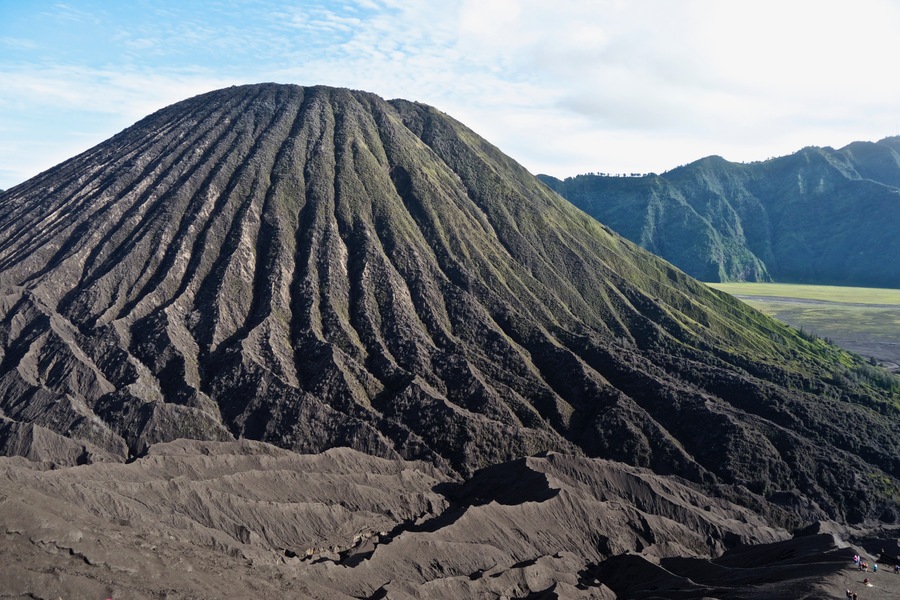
2;0;900;190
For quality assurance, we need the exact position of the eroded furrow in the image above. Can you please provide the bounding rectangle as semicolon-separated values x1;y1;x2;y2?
94;88;272;323
0;92;232;282
42;89;265;325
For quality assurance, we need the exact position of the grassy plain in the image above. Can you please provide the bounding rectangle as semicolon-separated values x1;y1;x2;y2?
707;283;900;305
707;282;900;370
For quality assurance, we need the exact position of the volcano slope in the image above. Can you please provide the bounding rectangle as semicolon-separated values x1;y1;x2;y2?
0;83;897;530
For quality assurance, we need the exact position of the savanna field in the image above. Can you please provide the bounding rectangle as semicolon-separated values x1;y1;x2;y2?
709;282;900;372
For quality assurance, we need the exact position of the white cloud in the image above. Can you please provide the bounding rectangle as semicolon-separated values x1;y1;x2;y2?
1;65;235;120
3;0;900;189
0;37;39;51
0;65;240;188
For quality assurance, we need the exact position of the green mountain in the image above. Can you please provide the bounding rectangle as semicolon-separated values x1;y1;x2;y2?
540;138;900;286
0;84;896;527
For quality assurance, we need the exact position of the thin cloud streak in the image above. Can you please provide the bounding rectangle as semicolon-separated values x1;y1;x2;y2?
0;64;239;187
2;0;900;189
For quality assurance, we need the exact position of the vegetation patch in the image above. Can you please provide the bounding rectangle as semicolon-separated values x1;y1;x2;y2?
708;282;900;373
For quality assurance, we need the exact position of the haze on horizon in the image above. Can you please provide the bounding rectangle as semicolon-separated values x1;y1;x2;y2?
1;0;899;191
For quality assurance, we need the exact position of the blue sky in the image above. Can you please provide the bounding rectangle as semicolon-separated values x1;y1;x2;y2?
2;0;900;190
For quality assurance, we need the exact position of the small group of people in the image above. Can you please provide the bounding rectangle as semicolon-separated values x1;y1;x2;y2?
846;552;900;598
853;554;874;572
849;554;880;597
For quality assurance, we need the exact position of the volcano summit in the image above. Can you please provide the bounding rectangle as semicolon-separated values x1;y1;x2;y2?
0;83;896;534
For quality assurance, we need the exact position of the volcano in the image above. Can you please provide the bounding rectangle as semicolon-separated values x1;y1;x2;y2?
0;84;896;530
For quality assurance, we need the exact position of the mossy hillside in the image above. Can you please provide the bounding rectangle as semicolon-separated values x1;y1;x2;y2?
541;137;900;287
392;101;877;373
390;99;898;521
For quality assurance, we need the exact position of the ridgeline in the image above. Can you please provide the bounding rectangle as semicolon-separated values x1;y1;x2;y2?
540;138;900;287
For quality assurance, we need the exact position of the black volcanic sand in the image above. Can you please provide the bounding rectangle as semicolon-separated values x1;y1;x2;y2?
2;439;896;599
592;534;900;600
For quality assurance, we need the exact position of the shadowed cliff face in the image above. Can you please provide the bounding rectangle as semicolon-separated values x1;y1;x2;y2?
0;84;896;525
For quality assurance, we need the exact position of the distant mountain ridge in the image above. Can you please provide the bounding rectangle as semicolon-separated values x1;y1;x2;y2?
540;137;900;286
